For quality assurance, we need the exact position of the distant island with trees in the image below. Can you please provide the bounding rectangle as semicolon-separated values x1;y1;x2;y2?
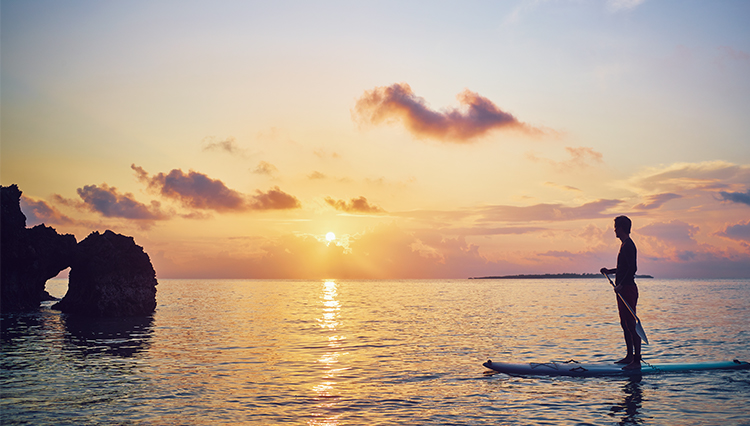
469;273;654;279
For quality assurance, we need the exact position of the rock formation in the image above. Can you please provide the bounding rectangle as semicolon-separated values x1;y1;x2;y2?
1;184;77;312
1;184;158;317
52;230;158;317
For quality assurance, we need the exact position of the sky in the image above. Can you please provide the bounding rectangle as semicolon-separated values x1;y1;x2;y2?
2;0;749;279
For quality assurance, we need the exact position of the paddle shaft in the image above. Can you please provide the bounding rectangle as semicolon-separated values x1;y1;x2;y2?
603;273;641;323
602;273;649;345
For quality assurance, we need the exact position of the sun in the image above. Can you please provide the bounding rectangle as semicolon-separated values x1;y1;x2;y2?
325;232;336;242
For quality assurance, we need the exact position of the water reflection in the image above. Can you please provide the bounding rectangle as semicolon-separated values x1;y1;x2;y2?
609;375;644;425
62;315;154;358
311;281;348;426
1;310;62;357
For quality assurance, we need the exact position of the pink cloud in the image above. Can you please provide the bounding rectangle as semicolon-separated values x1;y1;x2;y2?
76;184;169;220
717;221;750;243
20;196;75;226
638;220;699;245
437;226;545;236
353;83;542;142
477;199;624;222
132;164;301;211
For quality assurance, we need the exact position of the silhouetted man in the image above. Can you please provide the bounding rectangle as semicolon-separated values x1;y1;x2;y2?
600;215;641;370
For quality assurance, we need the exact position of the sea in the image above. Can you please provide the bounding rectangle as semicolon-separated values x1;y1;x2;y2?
2;278;749;425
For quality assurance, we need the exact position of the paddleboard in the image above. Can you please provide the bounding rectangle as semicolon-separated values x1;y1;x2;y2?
483;359;750;377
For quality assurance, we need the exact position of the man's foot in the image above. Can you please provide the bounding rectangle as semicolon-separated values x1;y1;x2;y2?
615;357;633;364
622;360;641;370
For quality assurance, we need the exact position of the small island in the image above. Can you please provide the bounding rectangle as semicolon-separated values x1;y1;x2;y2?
469;273;654;279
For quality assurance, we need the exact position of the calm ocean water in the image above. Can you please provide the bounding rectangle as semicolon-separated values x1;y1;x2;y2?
2;278;749;425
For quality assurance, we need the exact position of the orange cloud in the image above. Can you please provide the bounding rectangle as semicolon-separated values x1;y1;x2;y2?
324;196;385;214
149;219;750;280
153;223;498;279
20;196;75;225
251;186;301;210
308;171;327;180
132;164;301;211
527;147;603;171
252;161;279;176
544;182;582;192
353;82;541;142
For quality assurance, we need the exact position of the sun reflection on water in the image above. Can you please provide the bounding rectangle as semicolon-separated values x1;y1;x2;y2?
310;281;349;426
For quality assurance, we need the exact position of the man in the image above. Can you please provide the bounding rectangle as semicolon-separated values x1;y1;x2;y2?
600;215;641;370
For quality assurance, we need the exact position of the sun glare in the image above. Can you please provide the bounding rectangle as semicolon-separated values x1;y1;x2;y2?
325;232;336;242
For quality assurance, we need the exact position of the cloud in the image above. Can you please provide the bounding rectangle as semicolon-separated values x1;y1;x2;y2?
20;196;75;225
76;184;169;220
133;165;246;211
353;83;542;142
253;161;279;176
527;146;603;171
153;223;504;279
202;136;244;155
717;221;750;242
324;196;385;214
477;199;624;222
132;164;301;211
564;147;603;166
150;220;750;279
250;186;301;210
537;250;581;259
437;226;545;236
633;193;682;210
391;199;626;230
607;0;647;12
314;148;341;159
544;182;582;192
719;189;750;206
627;161;750;193
638;220;699;245
308;171;327;180
716;46;750;70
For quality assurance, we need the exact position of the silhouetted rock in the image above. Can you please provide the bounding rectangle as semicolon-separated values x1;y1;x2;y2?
1;185;77;312
52;230;158;317
2;184;158;316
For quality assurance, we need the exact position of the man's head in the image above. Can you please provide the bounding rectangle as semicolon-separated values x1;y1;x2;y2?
614;215;632;235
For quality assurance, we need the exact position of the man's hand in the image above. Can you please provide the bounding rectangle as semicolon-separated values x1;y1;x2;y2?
600;267;612;275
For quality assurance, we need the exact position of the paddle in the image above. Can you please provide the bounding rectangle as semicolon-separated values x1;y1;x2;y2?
602;272;649;345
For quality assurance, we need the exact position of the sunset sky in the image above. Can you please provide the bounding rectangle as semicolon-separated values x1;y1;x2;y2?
2;0;749;279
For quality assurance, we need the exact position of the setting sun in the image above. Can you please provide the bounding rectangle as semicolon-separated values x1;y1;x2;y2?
325;232;336;242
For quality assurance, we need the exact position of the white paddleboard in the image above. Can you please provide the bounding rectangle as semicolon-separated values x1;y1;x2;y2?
483;359;750;377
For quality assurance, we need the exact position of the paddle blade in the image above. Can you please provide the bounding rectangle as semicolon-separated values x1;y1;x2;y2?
636;320;649;345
